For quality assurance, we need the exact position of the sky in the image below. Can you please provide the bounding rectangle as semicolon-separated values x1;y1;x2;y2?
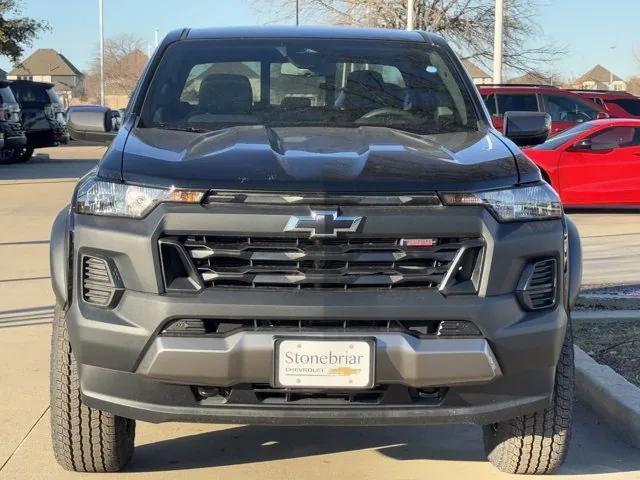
1;0;638;81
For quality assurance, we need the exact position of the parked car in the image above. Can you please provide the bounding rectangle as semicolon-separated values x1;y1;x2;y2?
570;89;640;119
479;84;608;136
524;119;640;207
0;80;28;164
9;80;69;162
57;26;582;475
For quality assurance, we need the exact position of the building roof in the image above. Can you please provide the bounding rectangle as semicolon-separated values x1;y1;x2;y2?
575;64;623;84
507;72;556;85
9;49;82;77
462;59;491;79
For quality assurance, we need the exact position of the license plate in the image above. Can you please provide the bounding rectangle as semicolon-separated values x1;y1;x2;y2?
274;338;375;389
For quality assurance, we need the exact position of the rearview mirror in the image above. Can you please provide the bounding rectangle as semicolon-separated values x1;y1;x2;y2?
67;105;119;144
503;111;551;146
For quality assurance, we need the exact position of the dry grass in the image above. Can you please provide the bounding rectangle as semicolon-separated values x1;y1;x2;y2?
574;321;640;387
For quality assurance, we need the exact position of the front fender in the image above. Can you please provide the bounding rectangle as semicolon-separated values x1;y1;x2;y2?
565;216;582;309
50;206;72;306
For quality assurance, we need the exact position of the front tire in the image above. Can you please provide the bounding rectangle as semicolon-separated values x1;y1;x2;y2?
483;321;574;475
0;146;34;164
14;146;34;163
50;303;135;472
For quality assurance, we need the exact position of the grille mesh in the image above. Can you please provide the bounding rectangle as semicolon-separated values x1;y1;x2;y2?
161;318;481;338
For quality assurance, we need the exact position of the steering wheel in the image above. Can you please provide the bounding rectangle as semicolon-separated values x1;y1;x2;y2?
356;107;415;122
574;111;592;122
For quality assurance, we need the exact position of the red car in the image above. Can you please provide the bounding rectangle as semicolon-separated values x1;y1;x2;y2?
524;119;640;207
479;85;608;136
570;90;640;119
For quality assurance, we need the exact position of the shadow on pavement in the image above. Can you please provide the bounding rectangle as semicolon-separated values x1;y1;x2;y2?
0;305;54;328
0;147;100;182
130;424;485;472
128;401;640;475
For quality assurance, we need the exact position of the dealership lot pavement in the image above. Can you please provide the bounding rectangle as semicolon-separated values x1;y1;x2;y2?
1;145;639;479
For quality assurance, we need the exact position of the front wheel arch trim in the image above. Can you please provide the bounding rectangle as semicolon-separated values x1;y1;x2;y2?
50;206;72;307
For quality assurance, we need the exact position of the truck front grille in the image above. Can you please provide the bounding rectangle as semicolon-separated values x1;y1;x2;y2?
159;235;483;291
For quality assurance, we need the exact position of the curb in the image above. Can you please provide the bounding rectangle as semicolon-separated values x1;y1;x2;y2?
574;345;640;448
573;309;640;323
576;294;640;310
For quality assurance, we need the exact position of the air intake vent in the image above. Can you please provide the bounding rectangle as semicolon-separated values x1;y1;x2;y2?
162;319;206;336
517;258;557;310
81;255;122;308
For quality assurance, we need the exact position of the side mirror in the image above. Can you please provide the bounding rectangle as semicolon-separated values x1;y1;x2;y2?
571;139;593;151
570;138;617;153
503;111;551;146
67;106;119;144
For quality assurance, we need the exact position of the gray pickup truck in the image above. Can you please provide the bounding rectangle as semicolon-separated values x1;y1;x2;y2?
55;26;581;474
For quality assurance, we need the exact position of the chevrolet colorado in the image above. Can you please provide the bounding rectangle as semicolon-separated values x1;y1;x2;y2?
54;26;582;474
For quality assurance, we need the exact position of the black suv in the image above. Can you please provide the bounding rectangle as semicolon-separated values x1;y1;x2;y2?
9;80;69;162
0;80;27;164
56;27;582;475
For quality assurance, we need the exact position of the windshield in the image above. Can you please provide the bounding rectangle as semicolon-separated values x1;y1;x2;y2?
0;86;17;104
609;98;640;116
531;122;594;150
11;83;60;105
140;39;479;134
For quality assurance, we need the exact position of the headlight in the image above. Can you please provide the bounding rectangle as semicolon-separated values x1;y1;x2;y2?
75;177;204;218
441;183;561;221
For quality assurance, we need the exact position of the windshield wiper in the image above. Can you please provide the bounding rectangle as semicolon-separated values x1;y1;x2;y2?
156;123;209;133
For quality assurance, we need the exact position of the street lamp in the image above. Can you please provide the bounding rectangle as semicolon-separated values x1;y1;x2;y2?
492;0;504;84
609;46;617;91
99;0;104;106
406;0;415;31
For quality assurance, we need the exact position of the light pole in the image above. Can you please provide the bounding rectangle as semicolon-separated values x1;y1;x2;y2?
154;28;159;48
295;0;299;26
99;0;105;106
406;0;415;31
608;46;617;90
492;0;504;84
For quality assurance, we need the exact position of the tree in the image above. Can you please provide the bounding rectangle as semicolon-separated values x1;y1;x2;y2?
627;76;640;97
0;0;48;62
256;0;564;74
84;34;148;101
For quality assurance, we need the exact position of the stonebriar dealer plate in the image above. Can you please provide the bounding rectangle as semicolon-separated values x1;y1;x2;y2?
274;337;375;389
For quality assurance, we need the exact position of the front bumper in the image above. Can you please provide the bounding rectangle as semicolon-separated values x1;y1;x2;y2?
138;333;500;387
3;132;27;149
53;202;571;425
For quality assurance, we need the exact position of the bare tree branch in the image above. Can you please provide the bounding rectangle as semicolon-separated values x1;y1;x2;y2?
253;0;565;75
84;34;148;100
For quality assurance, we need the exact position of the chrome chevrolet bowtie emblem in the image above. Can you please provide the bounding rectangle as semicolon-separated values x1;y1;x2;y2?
284;210;364;238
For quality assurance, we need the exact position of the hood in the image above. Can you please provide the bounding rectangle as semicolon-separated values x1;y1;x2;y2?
120;125;518;192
